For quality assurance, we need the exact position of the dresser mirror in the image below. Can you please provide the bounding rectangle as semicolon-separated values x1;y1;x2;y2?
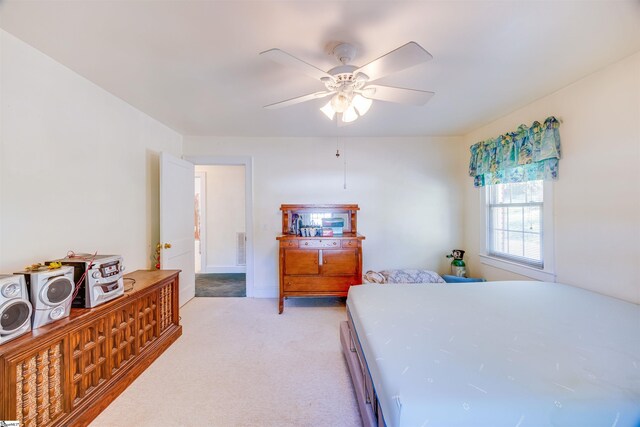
280;204;358;235
289;212;351;233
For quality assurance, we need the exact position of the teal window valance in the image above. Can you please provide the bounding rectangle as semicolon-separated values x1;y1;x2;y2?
469;116;561;187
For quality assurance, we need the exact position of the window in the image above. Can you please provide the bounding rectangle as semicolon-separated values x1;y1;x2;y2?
480;180;555;281
488;180;543;267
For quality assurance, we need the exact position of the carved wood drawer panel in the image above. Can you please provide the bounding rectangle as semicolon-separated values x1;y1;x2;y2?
159;281;174;333
70;318;109;405
137;291;158;352
14;340;65;427
108;302;136;375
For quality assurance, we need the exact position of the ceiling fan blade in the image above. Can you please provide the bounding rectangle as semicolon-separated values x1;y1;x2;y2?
362;85;434;105
264;91;334;109
260;48;332;81
354;42;433;82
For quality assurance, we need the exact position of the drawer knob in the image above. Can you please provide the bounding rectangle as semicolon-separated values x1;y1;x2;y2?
304;242;308;246
333;242;337;245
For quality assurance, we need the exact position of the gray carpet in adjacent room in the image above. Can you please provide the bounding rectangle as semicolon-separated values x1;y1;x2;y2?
90;297;360;427
196;273;246;297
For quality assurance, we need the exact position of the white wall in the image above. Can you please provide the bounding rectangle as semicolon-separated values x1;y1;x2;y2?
195;165;245;273
184;136;464;297
0;30;4;271
0;30;183;273
460;51;640;304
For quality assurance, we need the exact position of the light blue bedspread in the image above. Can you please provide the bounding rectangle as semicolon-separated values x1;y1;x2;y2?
346;281;640;427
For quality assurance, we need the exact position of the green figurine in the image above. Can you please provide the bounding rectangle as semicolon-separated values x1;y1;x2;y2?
446;249;466;277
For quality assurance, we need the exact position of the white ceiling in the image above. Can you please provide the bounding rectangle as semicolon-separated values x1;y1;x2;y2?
1;1;639;137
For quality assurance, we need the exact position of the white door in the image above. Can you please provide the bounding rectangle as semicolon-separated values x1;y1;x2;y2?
160;152;195;307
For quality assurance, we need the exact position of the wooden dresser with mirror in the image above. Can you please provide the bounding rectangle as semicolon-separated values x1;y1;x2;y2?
277;204;364;314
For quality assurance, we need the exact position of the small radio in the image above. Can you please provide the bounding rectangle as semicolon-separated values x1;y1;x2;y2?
15;266;75;329
48;254;125;308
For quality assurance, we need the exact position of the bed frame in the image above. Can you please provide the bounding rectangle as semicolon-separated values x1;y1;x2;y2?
340;308;385;427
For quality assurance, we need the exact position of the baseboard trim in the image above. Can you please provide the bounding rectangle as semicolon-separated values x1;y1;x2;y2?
252;288;278;298
201;266;247;274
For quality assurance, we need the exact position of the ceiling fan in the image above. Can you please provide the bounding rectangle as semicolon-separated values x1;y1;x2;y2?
260;41;434;124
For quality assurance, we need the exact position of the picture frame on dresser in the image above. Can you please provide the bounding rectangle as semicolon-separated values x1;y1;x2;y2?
276;204;365;314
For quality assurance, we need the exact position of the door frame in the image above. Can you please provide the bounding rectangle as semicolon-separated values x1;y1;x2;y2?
186;156;254;297
194;170;207;274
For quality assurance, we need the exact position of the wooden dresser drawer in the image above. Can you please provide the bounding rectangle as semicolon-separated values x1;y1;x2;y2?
341;239;359;248
283;276;356;293
299;239;340;248
280;240;298;248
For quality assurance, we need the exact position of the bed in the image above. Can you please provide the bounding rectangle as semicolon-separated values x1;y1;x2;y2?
340;281;640;427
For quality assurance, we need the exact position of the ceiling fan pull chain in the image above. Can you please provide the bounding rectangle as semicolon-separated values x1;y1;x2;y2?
343;139;347;190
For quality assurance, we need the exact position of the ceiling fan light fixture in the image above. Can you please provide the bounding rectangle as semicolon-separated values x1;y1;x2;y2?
352;94;372;116
320;101;336;120
342;105;358;123
331;92;351;113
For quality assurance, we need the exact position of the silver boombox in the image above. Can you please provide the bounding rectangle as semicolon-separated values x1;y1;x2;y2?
48;254;125;308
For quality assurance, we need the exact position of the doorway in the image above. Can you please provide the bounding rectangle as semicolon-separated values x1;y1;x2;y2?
193;163;248;297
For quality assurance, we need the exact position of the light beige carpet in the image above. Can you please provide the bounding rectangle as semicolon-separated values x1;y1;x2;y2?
90;297;360;427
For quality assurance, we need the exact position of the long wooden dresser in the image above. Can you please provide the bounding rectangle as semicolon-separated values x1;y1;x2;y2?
277;204;364;314
0;269;181;426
